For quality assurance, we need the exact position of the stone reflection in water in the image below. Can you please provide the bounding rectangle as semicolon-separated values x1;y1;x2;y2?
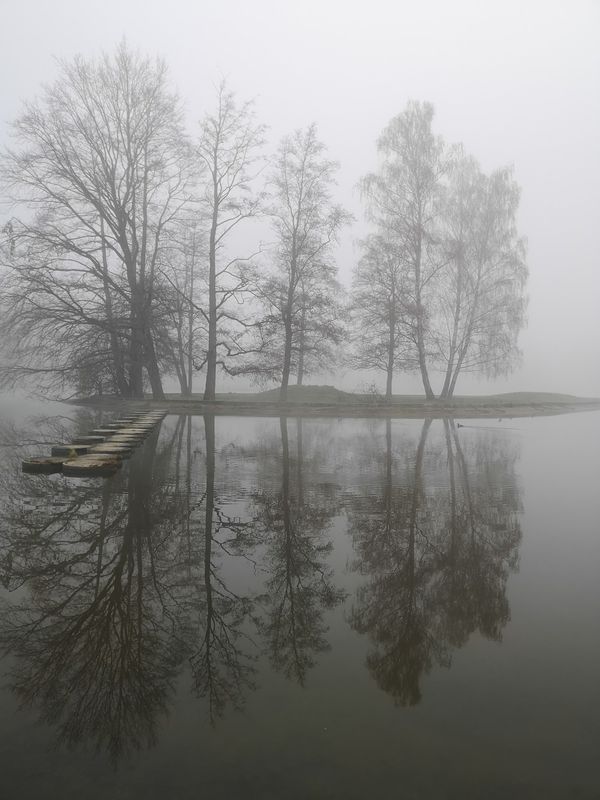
253;418;345;685
0;421;191;761
349;418;522;706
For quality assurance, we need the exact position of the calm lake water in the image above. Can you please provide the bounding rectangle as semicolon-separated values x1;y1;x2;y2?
0;399;599;799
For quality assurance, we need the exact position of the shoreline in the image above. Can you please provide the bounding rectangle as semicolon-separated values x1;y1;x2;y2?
68;392;600;419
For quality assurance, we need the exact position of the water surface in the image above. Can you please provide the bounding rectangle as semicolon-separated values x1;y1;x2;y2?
0;401;599;799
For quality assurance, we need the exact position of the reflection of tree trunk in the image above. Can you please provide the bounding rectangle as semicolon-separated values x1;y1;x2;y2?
296;418;304;505
280;416;302;682
185;416;193;568
204;413;215;573
173;415;185;492
95;479;114;598
128;426;160;541
444;417;459;564
384;418;392;532
450;421;476;542
280;416;291;521
407;418;432;607
203;413;216;688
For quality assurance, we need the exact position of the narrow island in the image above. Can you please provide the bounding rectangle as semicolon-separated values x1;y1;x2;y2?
69;385;600;419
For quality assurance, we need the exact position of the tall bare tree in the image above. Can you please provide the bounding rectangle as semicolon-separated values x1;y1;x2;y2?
360;102;527;398
360;101;453;399
351;234;411;398
196;82;265;402
435;156;528;397
157;219;204;395
0;43;191;399
252;125;349;400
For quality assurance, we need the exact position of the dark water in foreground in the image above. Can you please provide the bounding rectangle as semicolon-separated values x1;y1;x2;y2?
0;402;599;799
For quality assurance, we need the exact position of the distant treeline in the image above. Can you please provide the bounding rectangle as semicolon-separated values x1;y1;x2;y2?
0;43;527;401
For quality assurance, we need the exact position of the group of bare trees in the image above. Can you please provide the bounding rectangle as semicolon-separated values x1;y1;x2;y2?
0;45;527;402
352;101;528;398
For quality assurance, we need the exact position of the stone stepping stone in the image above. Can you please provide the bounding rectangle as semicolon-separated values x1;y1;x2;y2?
22;457;65;474
63;457;122;477
51;444;90;457
91;444;133;458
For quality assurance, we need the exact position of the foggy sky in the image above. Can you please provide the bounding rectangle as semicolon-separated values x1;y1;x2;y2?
1;0;599;396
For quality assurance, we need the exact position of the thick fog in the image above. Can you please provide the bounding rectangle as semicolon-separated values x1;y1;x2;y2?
1;0;598;396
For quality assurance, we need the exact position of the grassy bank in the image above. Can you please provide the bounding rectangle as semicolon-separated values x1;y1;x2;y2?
70;385;600;419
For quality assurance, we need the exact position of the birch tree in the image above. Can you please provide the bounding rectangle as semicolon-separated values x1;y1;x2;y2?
360;101;453;399
436;157;528;397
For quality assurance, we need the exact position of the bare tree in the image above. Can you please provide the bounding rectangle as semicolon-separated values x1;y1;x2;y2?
157;218;205;395
250;125;350;400
196;82;265;402
0;42;192;399
253;417;344;685
351;233;412;398
359;102;527;399
360;101;453;399
435;156;528;397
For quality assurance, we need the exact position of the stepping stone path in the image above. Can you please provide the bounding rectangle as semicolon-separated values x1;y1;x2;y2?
22;410;167;478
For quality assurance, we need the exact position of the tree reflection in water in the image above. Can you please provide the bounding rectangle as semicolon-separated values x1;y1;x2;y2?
0;413;266;750
189;414;259;723
0;411;525;760
349;418;522;706
0;420;191;761
253;418;345;686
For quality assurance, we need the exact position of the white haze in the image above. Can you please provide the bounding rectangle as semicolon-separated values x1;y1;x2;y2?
1;0;598;396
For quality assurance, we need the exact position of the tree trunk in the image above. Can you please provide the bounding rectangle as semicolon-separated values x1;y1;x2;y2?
447;355;464;398
296;299;306;386
174;318;189;395
386;310;395;399
440;249;464;399
144;331;165;401
171;346;188;395
280;260;296;402
204;189;218;402
129;304;145;399
280;312;293;402
100;220;129;397
414;239;435;400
